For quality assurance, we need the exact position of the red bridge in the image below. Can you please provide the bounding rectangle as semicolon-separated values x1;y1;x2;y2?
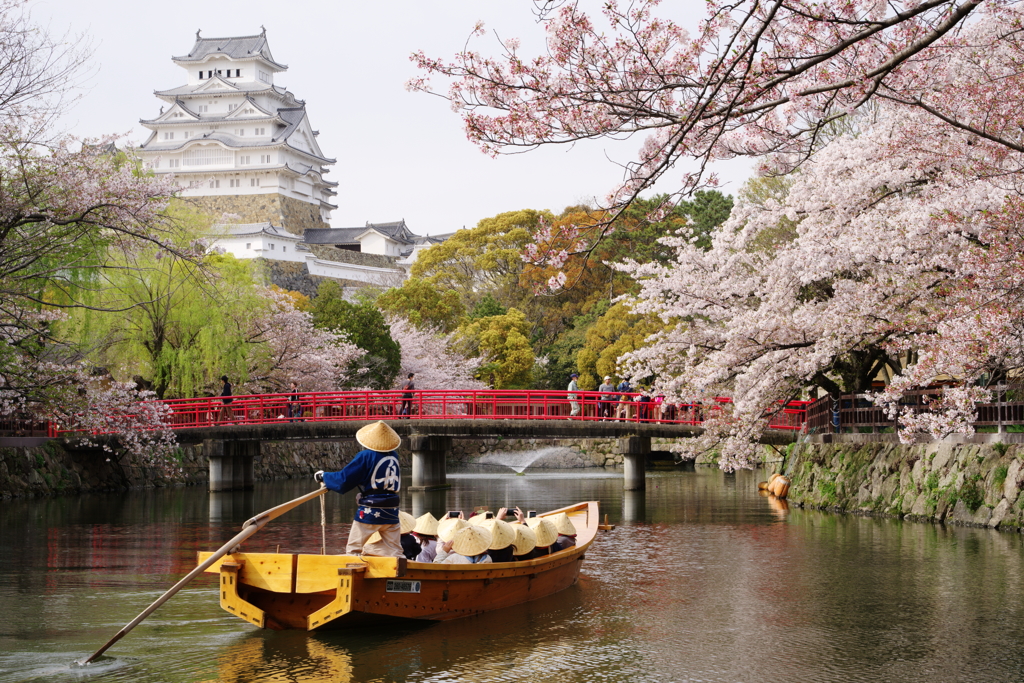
120;389;810;434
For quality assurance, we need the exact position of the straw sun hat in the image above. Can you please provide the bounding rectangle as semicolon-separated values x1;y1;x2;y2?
511;523;537;556
451;525;492;557
480;519;516;550
413;512;439;537
526;517;558;547
549;512;577;537
355;420;401;452
437;517;469;542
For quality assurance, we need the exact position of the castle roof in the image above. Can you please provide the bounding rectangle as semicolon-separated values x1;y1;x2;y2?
173;30;287;70
214;222;301;240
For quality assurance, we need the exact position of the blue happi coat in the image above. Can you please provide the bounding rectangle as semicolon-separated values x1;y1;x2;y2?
321;449;401;525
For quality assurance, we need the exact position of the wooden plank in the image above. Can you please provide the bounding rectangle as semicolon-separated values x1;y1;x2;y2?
295;555;404;593
198;552;293;592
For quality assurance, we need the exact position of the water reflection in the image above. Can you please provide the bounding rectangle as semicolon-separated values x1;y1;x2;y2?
4;468;1024;682
622;489;646;522
208;490;255;522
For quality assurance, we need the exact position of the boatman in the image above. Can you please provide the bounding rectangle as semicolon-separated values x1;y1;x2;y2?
314;420;403;557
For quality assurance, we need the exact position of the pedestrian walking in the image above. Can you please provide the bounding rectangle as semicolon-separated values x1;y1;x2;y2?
399;372;415;418
217;375;233;423
567;373;581;418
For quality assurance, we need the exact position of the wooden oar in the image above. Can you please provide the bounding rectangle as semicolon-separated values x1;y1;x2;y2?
77;486;328;666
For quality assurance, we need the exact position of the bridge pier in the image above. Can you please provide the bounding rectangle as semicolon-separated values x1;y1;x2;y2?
618;436;651;491
408;434;452;491
205;439;257;492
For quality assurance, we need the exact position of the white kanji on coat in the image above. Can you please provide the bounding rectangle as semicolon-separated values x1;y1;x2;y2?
370;455;400;492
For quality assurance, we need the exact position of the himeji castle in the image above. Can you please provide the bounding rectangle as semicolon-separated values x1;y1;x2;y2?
137;30;446;291
138;29;337;234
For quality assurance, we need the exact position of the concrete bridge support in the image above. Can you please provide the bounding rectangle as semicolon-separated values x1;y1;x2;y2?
409;434;452;491
206;439;257;492
618;435;651;491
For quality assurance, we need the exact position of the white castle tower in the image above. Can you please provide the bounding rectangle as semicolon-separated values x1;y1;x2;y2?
138;29;337;235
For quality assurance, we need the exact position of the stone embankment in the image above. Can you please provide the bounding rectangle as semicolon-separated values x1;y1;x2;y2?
0;435;641;499
785;441;1024;530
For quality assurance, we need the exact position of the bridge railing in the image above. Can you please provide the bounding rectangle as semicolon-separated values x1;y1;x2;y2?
45;390;811;436
805;384;1024;434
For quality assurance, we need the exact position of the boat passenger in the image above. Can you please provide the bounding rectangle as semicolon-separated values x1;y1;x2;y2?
436;515;469;546
433;525;493;564
313;421;403;558
411;512;440;563
479;518;517;563
510;523;537;561
549;512;578;552
519;517;559;560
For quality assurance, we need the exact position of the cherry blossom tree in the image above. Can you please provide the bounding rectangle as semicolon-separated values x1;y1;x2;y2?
387;316;487;391
617;99;1024;468
411;0;1010;261
243;288;364;394
0;0;183;459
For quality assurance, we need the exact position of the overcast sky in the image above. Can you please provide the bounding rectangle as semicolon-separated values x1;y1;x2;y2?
35;0;752;236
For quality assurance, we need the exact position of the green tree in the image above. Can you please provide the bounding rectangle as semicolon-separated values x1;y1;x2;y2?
376;277;464;332
65;204;265;398
312;281;401;389
412;209;553;310
469;293;507;319
456;308;534;389
576;302;668;389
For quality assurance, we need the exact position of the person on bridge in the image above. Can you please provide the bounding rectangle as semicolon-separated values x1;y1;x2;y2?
314;420;403;557
567;373;581;418
399;372;415;418
598;376;616;420
217;376;233;423
615;378;633;421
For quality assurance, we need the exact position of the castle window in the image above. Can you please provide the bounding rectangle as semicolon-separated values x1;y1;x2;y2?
282;246;287;253
229;179;240;188
184;147;233;167
258;70;270;83
199;105;209;113
234;128;244;136
239;155;250;165
182;132;190;139
235;69;241;77
260;154;271;164
254;127;265;136
162;132;174;140
228;104;236;112
250;178;260;187
209;179;220;189
198;71;205;80
269;243;274;250
168;159;180;168
246;243;251;250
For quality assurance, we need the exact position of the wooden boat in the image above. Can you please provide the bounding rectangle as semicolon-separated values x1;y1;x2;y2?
198;501;598;630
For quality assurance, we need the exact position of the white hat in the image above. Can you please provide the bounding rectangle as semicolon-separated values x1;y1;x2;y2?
355;421;401;451
451;525;491;557
549;512;577;536
399;511;416;534
526;517;558;547
413;512;439;536
480;519;516;550
511;523;537;556
437;517;469;542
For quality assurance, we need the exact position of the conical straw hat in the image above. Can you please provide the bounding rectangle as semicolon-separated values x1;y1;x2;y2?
413;512;438;536
468;512;490;526
550;512;577;536
526;517;558;547
451;525;491;557
437;517;469;542
355;420;401;451
480;519;516;550
399;511;416;534
511;523;537;556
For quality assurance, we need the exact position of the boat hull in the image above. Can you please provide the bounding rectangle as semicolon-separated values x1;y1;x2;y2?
199;501;597;631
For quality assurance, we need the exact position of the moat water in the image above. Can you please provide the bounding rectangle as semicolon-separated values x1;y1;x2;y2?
2;466;1024;682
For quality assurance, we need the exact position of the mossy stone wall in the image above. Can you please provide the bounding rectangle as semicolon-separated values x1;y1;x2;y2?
785;442;1024;529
